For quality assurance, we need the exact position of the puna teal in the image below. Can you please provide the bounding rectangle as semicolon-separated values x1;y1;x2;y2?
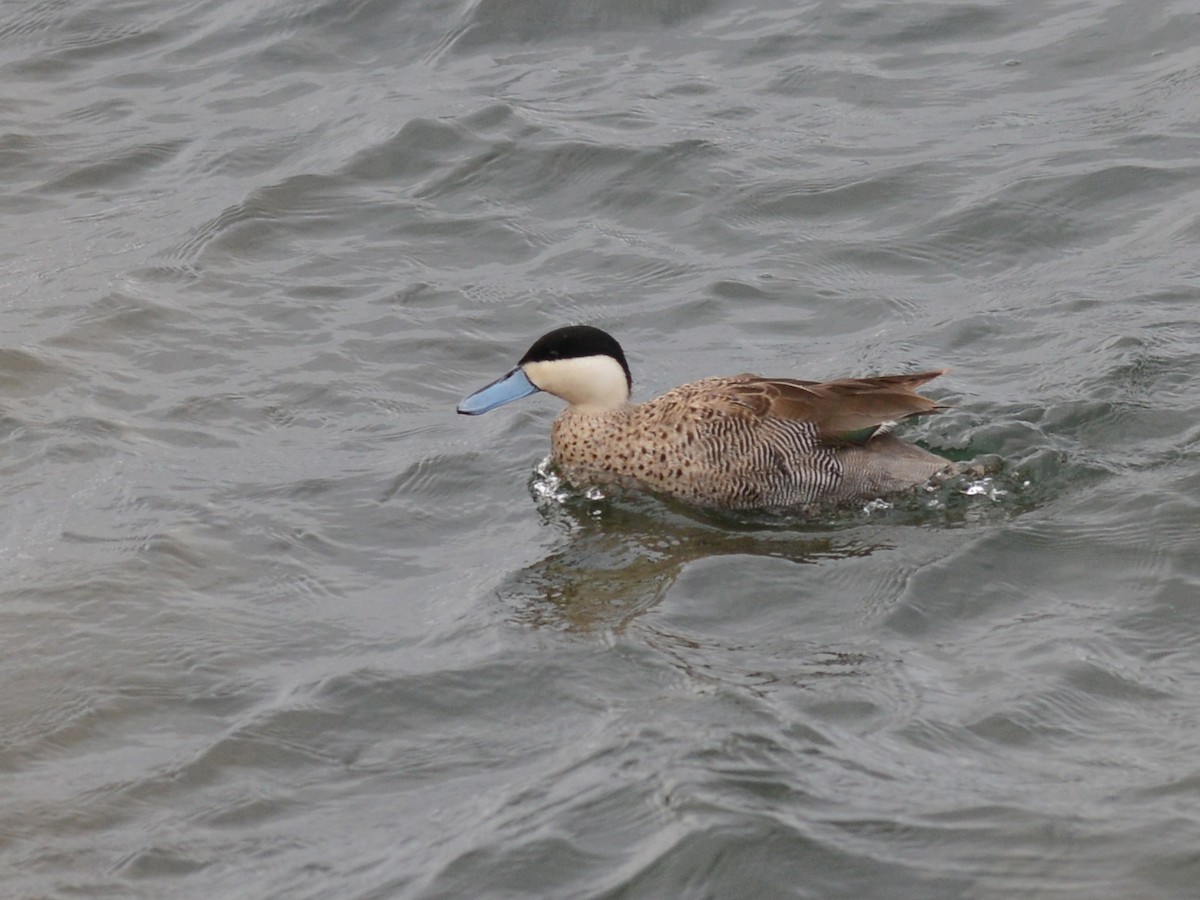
458;325;951;511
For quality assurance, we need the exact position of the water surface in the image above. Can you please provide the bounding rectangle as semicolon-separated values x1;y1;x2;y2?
2;0;1199;896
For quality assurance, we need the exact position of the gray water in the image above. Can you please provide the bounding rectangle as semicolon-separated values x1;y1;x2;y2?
3;0;1199;897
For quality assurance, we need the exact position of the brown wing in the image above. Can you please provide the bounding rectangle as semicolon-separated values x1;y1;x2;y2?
693;371;948;438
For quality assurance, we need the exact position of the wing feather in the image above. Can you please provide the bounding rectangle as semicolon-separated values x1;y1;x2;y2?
676;371;947;439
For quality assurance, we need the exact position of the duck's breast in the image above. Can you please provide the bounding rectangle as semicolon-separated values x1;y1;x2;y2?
549;385;844;509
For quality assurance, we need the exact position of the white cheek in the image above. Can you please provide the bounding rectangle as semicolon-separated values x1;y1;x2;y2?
524;356;629;407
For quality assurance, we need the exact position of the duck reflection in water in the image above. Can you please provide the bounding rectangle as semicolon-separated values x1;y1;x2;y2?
499;473;886;633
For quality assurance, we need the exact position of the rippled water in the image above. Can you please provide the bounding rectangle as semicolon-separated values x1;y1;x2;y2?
3;0;1199;896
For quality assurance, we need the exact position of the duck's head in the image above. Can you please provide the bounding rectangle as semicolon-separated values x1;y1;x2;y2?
457;325;633;415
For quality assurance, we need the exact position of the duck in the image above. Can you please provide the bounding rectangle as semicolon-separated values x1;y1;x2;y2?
457;325;951;511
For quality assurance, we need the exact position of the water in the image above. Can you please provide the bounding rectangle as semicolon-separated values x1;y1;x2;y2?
2;0;1199;896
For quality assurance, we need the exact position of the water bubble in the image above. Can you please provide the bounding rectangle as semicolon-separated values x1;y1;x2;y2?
962;477;1007;501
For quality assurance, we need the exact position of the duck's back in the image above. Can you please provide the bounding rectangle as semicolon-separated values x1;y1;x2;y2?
549;373;949;510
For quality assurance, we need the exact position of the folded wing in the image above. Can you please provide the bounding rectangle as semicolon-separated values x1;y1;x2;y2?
705;371;948;441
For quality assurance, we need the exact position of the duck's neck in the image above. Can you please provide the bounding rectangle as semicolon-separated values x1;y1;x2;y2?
566;399;634;416
550;403;635;474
